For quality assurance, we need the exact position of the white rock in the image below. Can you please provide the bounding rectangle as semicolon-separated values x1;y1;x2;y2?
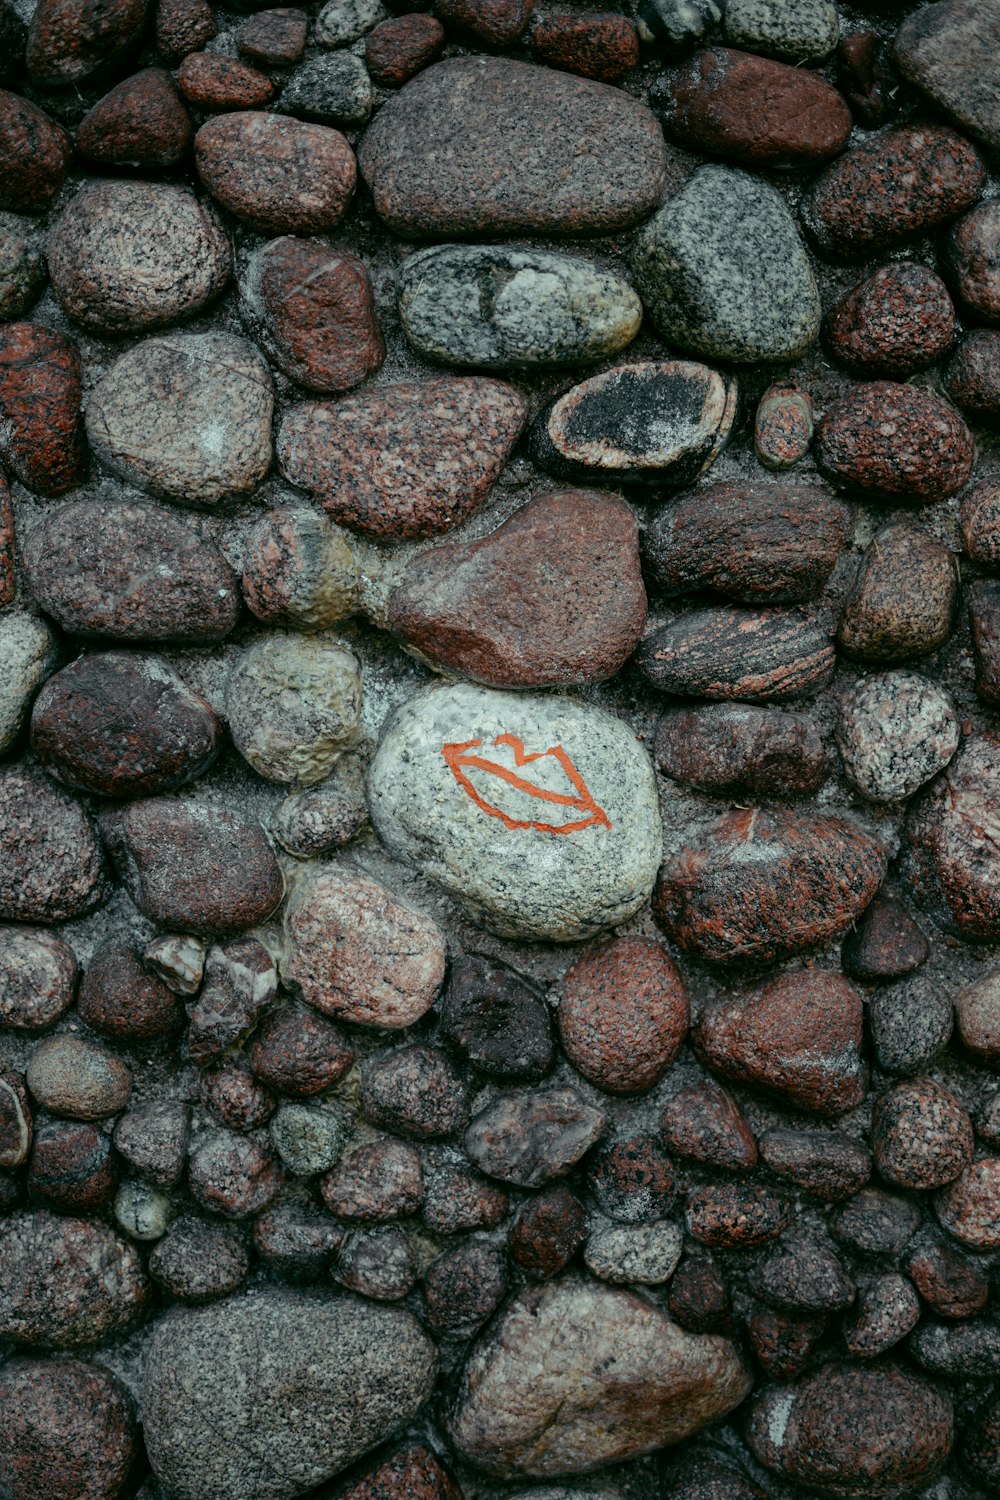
226;635;362;786
584;1219;684;1284
315;0;387;46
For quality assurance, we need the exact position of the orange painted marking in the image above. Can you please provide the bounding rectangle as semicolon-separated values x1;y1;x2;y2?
441;734;612;835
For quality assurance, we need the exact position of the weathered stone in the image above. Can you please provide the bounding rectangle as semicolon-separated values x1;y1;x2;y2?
439;953;554;1081
0;1357;140;1500
178;51;276;111
0;324;87;496
464;1087;606;1187
894;0;1000;150
76;67;193;167
660;1077;757;1172
0;927;77;1031
26;0;146;83
759;1129;871;1201
365;14;444;85
0;768;106;924
0;613;56;756
841;894;929;981
0;91;71;213
685;1183;790;1246
838;523;959;663
754;384;813;471
196;112;357;234
873;1078;973;1191
844;1273;921;1358
655;704;827;800
816;381;974;504
226;636;361;786
946;201;1000;323
836;670;960;802
242;506;360;632
279;53;372;126
723;0;837;60
533;11;638;81
936;1157;1000;1248
824;263;955;378
320;1137;422;1221
638;608;835;703
0;1212;148;1347
26;1035;131;1120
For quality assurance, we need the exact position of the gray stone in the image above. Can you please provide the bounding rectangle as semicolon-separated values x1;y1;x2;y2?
464;1087;607;1187
584;1219;684;1284
86;333;273;509
0;228;44;319
114;1180;173;1241
636;0;719;48
895;0;1000;151
910;1318;1000;1377
280;53;372;126
269;1101;352;1176
870;977;953;1076
368;682;662;941
724;0;839;60
225;635;361;787
316;0;387;46
0;1212;148;1347
836;671;960;803
448;1276;750;1477
0;612;55;754
0;767;106;924
143;1290;438;1500
397;246;642;369
630;166;820;362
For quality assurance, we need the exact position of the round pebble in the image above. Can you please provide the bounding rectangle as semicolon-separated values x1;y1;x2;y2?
557;936;688;1094
26;1036;131;1121
836;670;960;802
225;635;361;786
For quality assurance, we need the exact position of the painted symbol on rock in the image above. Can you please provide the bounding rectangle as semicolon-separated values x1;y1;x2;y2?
441;734;612;835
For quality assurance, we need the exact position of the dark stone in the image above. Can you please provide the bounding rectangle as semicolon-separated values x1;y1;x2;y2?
654;703;827;800
510;1185;587;1279
660;1078;757;1172
361;1045;469;1140
439;953;553;1082
0;768;106;925
838;522;959;663
759;1129;871;1201
588;1133;676;1223
0;324;86;495
77;945;183;1044
638;607;835;703
686;1183;791;1247
842;894;930;981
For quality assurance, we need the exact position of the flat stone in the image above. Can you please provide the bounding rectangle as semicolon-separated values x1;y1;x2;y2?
816;381;974;504
195;111;357;234
533;11;638;81
637;607;836;703
143;1291;437;1500
759;1129;871;1201
630;165;820;362
368;681;662;941
397;246;641;368
723;0;838;60
529;360;737;488
365;14;444;85
654;703;827;800
177;52;276;111
387;489;647;687
894;0;1000;150
278;377;525;540
447;1277;750;1477
358;57;666;236
0;1212;148;1347
584;1220;684;1284
0;768;106;924
239;9;308;64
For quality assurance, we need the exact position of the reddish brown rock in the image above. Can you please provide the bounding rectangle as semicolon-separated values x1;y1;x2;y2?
114;1100;189;1189
388;489;646;687
178;52;276;111
366;14;444;85
638;607;835;704
239;8;308;64
435;0;531;45
803;123;986;260
837;29;902;127
0;474;14;609
510;1185;587;1279
943;329;1000;421
278;378;525;540
341;1444;462;1500
838;523;959;663
0;1071;30;1171
156;0;215;58
188;1129;285;1219
251;1005;354;1097
150;1217;249;1300
0;1212;148;1347
465;1087;606;1189
970;581;1000;704
908;1235;990;1319
0;1357;140;1500
588;1133;675;1223
955;968;1000;1063
241;238;383;394
660;47;851;167
0;767;106;924
686;1183;790;1247
23;500;239;644
841;893;929;981
693;970;868;1116
556;935;688;1095
421;1237;504;1330
824;263;955;377
422;1163;508;1235
961;481;1000;566
844;1273;920;1358
643;482;849;604
655;808;886;967
759;1129;871;1201
752;1233;854;1314
901;731;1000;941
937;1157;1000;1248
31;652;222;799
661;1077;757;1172
816;382;974;504
78;945;183;1043
100;799;283;937
873;1079;974;1191
655;704;827;800
0;91;71;214
28;1121;113;1215
532;10;637;80
0;324;87;497
361;1045;469;1140
946;200;1000;323
195;112;356;234
754;384;814;471
321;1137;422;1222
76;68;193;167
26;0;147;83
748;1309;826;1379
202;1063;275;1131
0;928;78;1032
668;1256;732;1334
833;1188;920;1257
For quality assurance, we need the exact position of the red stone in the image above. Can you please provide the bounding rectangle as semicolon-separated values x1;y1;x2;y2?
902;731;1000;941
533;11;639;82
365;15;445;86
76;67;193;167
816;381;974;504
251;1005;354;1097
0;1357;140;1500
944;329;1000;421
196;112;357;235
238;8;308;64
156;0;216;58
824;262;955;377
748;1309;826;1378
435;0;531;47
77;945;183;1044
686;1183;790;1247
836;29;902;127
178;52;276;111
26;0;147;83
660;1077;757;1172
0;90;72;214
0;324;87;496
340;1444;463;1500
510;1185;587;1278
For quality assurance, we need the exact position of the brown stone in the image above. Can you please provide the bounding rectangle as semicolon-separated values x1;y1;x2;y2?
464;1087;606;1188
0;473;13;609
78;945;183;1043
341;1444;462;1500
970;581;1000;704
0;927;78;1031
556;934;688;1095
754;384;814;471
178;52;275;110
661;1077;757;1171
643;482;850;603
943;329;1000;421
26;0;147;83
238;8;308;64
837;29;902;127
201;1063;274;1131
693;969;868;1115
358;57;666;237
0;324;87;496
150;1217;249;1300
388;489;646;687
908;1235;990;1319
320;1137;422;1221
751;1233;854;1313
278;377;525;540
101;798;283;937
946;200;1000;323
660;47;852;167
510;1185;587;1279
361;1045;469;1140
956;968;1000;1063
0;90;71;214
803;123;986;260
28;1120;113;1215
0;1357;140;1500
533;11;639;81
0;767;106;924
0;1212;148;1347
0;1071;30;1170
816;381;974;504
872;1079;974;1191
837;522;959;662
196;112;356;234
186;939;277;1067
23;499;240;643
655;703;827;800
824;263;955;377
365;15;444;85
31;651;222;799
639;606;835;703
759;1128;871;1201
188;1129;285;1219
841;893;929;981
439;953;553;1082
435;0;530;45
686;1183;790;1247
76;68;193;167
893;0;1000;152
156;0;215;58
937;1157;1000;1248
961;480;1000;566
747;1309;826;1379
251;1005;354;1097
843;1273;920;1358
421;1163;508;1235
241;238;383;394
588;1133;676;1223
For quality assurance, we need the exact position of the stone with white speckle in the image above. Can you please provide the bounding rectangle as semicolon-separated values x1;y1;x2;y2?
584;1219;684;1284
724;0;838;60
0;612;55;755
836;670;960;803
316;0;387;47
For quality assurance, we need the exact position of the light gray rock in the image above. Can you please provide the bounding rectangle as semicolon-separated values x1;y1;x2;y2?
225;635;361;786
0;612;56;754
630;165;820;362
584;1219;684;1284
397;246;642;369
269;1100;352;1175
636;0;719;48
316;0;387;46
447;1276;751;1477
280;53;372;126
836;670;960;803
0;227;45;319
143;1290;437;1500
368;682;662;941
724;0;839;61
86;332;273;508
114;1180;173;1241
895;0;1000;151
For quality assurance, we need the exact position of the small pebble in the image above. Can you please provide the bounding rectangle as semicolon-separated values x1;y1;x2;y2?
149;1217;249;1301
316;0;387;46
533;11;638;81
464;1087;606;1188
943;329;1000;421
842;1275;921;1357
754;385;814;470
0;324;87;496
0;90;71;213
238;8;308;64
269;1100;353;1176
320;1137;423;1221
114;1180;173;1242
510;1186;587;1279
841;893;929;981
583;1219;683;1285
77;944;184;1043
0;927;77;1032
26;1036;131;1121
337;1227;418;1302
177;52;276;112
836;670;960;802
0;613;56;757
439;953;554;1081
226;635;361;786
838;523;959;663
280;54;373;127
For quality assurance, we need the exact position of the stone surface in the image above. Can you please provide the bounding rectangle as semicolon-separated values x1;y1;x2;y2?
86;332;273;508
660;1077;757;1172
280;53;373;127
388;490;646;687
759;1129;871;1201
226;636;361;786
23;500;239;643
76;67;193;167
946;200;1000;322
836;670;960;802
48;181;230;336
316;0;386;46
872;1079;973;1191
0;1357;140;1500
844;1273;920;1358
0;767;106;924
251;1004;354;1096
955;969;1000;1063
0;1212;148;1347
26;1035;131;1120
448;1277;750;1477
630;165;820;362
365;13;444;84
278;377;525;540
754;385;814;471
723;0;837;60
196;112;357;234
838;523;959;663
0;323;87;496
143;1292;437;1500
655;704;827;800
242;505;359;630
239;9;308;64
824;263;956;378
638;608;836;703
685;1183;790;1246
584;1219;683;1284
439;953;554;1080
869;980;953;1078
177;51;276;111
751;1233;854;1314
961;481;1000;566
0;612;55;756
464;1087;605;1187
0;927;78;1031
936;1158;1000;1247
359;58;666;236
26;0;146;82
841;894;929;981
0;91;71;213
0;235;44;326
894;0;1000;150
369;682;662;941
321;1137;422;1220
362;1045;468;1139
943;329;1000;421
511;1187;587;1279
816;382;974;504
533;11;638;81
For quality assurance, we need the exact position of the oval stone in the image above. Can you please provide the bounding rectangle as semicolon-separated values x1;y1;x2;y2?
397;246;641;368
0;1212;148;1348
0;768;106;924
638;607;836;703
195;111;357;234
368;681;662;941
816;382;974;504
358;57;666;236
529;360;737;488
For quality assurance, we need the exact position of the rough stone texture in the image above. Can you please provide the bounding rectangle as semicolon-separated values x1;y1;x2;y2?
369;682;662;941
630;165;820;362
946;200;1000;322
0;767;106;924
894;0;1000;150
654;704;827;800
584;1219;683;1284
0;927;78;1031
143;1291;437;1500
226;635;361;786
26;0;146;83
156;0;216;58
816;382;974;504
0;91;71;215
844;1273;920;1358
837;29;902;127
366;14;444;84
26;1035;132;1120
242;505;359;631
76;67;193;167
533;12;638;81
936;1158;1000;1248
723;0;837;60
907;1234;989;1319
0;612;56;755
0;323;87;496
754;384;813;471
387;490;646;687
464;1087;605;1187
837;523;959;663
0;1212;148;1347
251;1004;354;1096
841;893;929;981
824;263;956;377
835;670;960;802
943;328;1000;422
872;1079;973;1191
48;181;230;336
0;1357;140;1500
439;953;554;1081
239;9;308;64
661;1077;757;1171
359;58;666;236
638;608;836;704
759;1129;871;1201
362;1045;468;1139
278;377;525;540
320;1137;422;1220
177;51;276;110
869;981;953;1078
448;1277;750;1477
23;499;239;643
86;332;273;508
195;112;357;234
